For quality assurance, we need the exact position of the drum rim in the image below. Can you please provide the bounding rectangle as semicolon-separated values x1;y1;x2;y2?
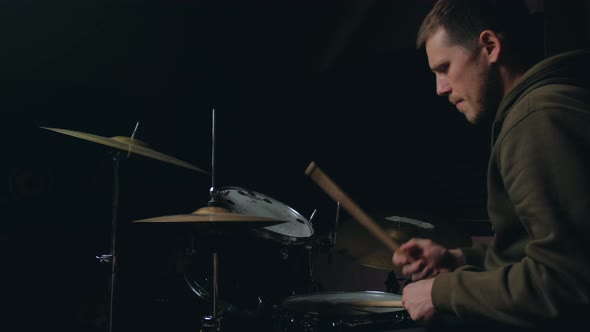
280;290;401;303
277;290;406;318
251;228;314;246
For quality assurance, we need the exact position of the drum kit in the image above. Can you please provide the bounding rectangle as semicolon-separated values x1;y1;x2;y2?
41;111;434;332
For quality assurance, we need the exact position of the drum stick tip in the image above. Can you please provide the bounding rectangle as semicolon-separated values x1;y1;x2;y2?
305;161;317;176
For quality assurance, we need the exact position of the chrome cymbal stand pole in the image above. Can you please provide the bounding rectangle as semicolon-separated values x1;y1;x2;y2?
327;202;341;265
201;109;223;331
201;251;220;332
95;151;121;332
108;152;121;332
98;122;139;332
208;109;221;206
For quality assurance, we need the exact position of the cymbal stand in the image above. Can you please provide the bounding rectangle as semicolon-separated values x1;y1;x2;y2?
327;201;341;264
207;109;222;208
200;251;221;332
108;152;121;332
332;201;341;247
95;151;121;332
306;209;318;293
96;122;139;332
200;109;223;331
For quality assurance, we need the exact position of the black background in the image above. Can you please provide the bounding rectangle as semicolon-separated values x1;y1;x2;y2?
1;1;586;331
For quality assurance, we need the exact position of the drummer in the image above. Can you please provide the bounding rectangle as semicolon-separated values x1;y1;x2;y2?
393;0;590;330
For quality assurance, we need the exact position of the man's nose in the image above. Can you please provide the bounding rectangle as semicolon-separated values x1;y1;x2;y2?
436;77;451;96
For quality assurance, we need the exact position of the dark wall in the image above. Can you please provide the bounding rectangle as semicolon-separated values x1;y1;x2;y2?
544;0;590;55
4;1;584;331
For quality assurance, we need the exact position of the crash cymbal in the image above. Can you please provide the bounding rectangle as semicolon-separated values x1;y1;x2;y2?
41;127;207;173
333;213;435;271
131;205;286;227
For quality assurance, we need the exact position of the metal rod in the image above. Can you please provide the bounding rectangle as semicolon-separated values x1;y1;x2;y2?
333;201;341;246
212;251;219;330
108;152;121;332
127;122;139;158
211;109;216;194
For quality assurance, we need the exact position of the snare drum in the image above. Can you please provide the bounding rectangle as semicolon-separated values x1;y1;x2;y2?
216;186;314;246
274;291;413;332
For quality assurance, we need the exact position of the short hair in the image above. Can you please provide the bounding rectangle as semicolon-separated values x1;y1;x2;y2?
417;0;538;68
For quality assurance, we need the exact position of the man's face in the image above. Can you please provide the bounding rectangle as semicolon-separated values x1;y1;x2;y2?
425;28;499;124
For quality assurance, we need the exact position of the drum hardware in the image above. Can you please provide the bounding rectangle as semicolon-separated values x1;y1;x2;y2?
129;110;286;332
279;247;290;260
309;209;318;224
96;254;112;264
107;149;121;332
207;108;221;209
274;291;413;332
126;121;140;158
178;223;311;331
128;110;314;331
183;249;209;300
200;246;220;332
211;185;317;307
304;210;317;294
326;201;341;265
331;201;341;247
384;270;401;294
42;123;208;332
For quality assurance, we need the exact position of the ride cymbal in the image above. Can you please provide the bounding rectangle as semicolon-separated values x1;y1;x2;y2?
41;127;207;173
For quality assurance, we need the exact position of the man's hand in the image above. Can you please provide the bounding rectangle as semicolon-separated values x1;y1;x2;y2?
393;238;463;281
402;278;436;324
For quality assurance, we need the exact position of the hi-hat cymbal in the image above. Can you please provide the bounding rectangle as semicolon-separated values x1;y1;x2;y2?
41;127;207;173
333;213;435;271
131;206;286;228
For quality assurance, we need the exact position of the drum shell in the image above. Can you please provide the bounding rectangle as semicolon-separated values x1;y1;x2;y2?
184;235;313;310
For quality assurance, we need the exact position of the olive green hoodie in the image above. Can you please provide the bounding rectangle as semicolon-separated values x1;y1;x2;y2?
432;50;590;328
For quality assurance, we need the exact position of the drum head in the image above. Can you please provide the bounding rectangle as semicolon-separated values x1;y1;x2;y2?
280;291;405;316
216;187;314;244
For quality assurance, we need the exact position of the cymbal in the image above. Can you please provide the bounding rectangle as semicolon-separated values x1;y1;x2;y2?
333;213;435;271
131;206;286;228
41;127;207;173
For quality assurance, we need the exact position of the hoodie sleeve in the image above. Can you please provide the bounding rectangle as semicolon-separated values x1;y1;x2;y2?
432;91;590;327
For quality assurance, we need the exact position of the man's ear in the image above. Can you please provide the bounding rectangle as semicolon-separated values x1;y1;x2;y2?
479;30;502;63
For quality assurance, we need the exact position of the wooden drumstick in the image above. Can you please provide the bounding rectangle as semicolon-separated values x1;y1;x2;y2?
305;161;402;254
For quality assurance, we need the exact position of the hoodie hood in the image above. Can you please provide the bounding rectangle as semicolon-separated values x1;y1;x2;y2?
492;49;590;144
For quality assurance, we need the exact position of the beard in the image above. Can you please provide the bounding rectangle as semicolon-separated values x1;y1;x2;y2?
472;64;503;125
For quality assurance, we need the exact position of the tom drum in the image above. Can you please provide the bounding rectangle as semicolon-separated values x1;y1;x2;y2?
216;186;314;246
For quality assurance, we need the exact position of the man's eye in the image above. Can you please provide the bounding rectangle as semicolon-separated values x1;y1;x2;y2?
432;64;448;74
